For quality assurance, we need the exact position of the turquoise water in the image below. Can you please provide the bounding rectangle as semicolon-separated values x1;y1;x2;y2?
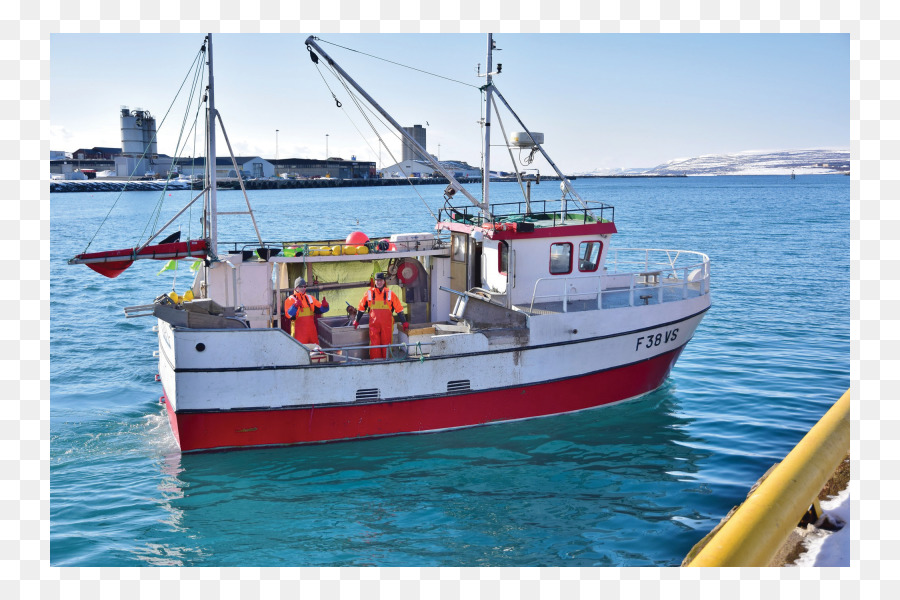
50;175;849;566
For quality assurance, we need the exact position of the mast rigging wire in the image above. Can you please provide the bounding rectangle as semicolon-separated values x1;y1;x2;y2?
81;46;207;255
312;49;423;162
312;37;479;90
309;48;406;161
490;95;529;204
139;53;207;247
319;43;563;215
313;54;439;222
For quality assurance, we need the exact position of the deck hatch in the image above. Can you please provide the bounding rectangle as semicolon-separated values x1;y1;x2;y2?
355;388;381;401
447;380;471;393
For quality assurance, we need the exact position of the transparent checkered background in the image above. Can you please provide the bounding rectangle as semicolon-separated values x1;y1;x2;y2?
10;0;886;596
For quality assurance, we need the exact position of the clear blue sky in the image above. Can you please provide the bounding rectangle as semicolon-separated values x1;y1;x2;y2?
51;34;848;172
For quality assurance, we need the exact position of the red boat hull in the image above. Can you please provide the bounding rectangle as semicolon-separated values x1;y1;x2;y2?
162;346;684;452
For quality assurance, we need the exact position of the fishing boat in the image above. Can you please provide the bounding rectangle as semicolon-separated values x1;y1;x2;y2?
68;34;711;452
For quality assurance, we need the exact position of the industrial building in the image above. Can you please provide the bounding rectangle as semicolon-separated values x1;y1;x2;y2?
379;158;482;179
401;125;427;161
270;158;376;180
51;106;376;181
49;151;121;179
382;124;485;179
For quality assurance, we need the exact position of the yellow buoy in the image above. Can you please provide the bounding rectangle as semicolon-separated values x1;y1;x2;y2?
183;289;194;302
331;245;342;256
342;245;357;255
355;245;369;255
168;291;181;304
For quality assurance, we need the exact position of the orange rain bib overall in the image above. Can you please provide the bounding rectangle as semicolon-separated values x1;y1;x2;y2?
358;287;404;359
285;292;322;345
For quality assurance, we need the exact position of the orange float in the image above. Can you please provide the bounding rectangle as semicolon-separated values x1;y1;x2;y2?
346;231;369;245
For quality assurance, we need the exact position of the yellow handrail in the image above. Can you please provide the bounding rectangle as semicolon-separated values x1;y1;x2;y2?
685;388;850;567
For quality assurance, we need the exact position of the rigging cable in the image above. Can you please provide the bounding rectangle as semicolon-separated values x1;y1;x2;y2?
81;46;207;255
519;145;539;166
311;57;343;108
313;55;403;166
313;37;480;90
314;56;439;222
490;94;529;204
181;55;206;244
311;47;419;161
184;68;207;244
309;47;402;169
140;52;207;247
310;41;491;220
168;69;206;246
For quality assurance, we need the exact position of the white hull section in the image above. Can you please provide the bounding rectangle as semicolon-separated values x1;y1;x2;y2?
158;294;708;414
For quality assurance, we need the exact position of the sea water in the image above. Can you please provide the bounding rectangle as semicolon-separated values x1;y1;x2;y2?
50;175;849;566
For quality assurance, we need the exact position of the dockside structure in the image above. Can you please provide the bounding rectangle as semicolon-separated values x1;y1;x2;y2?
51;155;378;181
270;157;376;180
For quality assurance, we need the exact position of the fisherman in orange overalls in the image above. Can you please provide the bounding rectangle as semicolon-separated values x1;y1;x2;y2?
284;277;329;344
353;272;408;359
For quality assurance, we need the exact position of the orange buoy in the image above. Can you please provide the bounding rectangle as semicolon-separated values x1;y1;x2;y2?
346;231;369;245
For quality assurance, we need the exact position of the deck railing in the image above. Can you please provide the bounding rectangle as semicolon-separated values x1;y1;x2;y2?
526;248;710;313
309;340;435;362
219;234;450;260
439;197;614;227
606;248;710;280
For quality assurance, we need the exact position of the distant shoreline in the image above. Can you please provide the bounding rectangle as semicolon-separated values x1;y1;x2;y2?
49;171;848;193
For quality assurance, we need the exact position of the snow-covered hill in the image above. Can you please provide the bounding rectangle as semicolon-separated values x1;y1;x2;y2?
579;148;849;176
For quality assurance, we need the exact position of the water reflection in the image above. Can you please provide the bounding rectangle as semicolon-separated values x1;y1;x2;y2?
151;385;711;566
51;176;850;566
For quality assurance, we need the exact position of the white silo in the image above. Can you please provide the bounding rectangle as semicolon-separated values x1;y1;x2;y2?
142;111;158;156
120;107;157;156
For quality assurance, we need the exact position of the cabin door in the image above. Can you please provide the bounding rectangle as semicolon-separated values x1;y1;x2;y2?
449;232;469;293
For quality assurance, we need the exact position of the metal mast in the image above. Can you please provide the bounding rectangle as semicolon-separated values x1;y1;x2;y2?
482;34;494;219
206;33;219;254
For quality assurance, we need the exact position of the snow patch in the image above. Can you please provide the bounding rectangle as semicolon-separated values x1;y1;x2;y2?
792;488;850;567
575;148;849;177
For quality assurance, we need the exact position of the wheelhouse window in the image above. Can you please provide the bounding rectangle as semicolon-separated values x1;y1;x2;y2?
579;241;602;272
451;233;467;262
549;242;573;275
499;241;509;275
